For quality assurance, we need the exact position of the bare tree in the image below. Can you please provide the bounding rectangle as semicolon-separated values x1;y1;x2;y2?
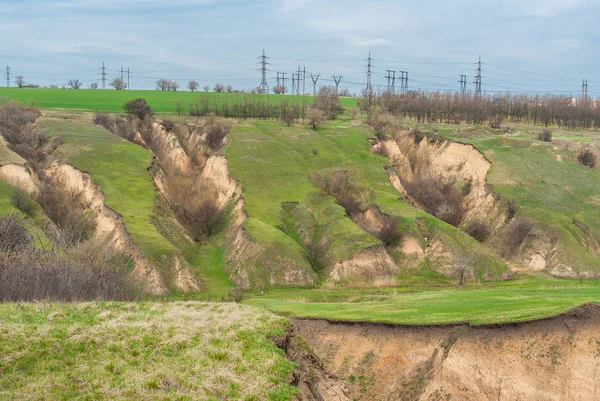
89;82;99;90
110;77;126;90
213;83;225;93
226;85;234;93
168;81;179;91
156;79;170;91
68;79;82;89
305;109;325;130
187;80;199;92
339;88;351;97
453;255;473;289
204;85;210;92
15;76;25;88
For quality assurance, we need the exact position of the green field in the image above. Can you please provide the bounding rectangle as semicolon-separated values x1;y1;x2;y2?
0;87;358;114
0;302;295;401
245;273;600;324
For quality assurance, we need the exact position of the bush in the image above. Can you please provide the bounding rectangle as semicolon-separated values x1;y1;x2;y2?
10;189;37;217
378;215;403;247
506;199;518;220
0;214;31;251
577;148;596;168
537;129;552;142
161;119;176;132
506;215;533;253
403;176;464;227
311;86;344;120
123;98;153;120
464;219;489;242
92;111;112;129
305;109;325;130
204;114;230;150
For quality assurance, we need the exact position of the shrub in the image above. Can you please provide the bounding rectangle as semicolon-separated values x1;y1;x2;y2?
305;109;325;130
311;86;344;120
506;199;518;220
336;194;362;216
577;148;596;168
204;114;230;150
161;119;176;132
280;106;296;126
92;111;113;131
0;214;32;251
464;219;490;242
403;176;464;227
378;215;403;247
10;189;37;217
123;98;153;120
537;129;552;142
506;215;533;253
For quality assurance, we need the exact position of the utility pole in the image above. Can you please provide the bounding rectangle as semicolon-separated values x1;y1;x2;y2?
332;75;342;94
257;49;270;93
399;71;408;94
384;69;396;93
291;73;297;95
582;79;588;101
4;66;11;87
474;55;483;95
459;74;467;94
101;62;106;89
310;73;320;95
302;67;306;95
297;66;301;95
365;52;373;97
127;68;131;90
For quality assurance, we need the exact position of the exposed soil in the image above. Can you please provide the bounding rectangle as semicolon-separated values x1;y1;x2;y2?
293;303;600;401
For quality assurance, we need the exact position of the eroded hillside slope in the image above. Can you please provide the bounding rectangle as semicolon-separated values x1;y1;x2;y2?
295;303;600;401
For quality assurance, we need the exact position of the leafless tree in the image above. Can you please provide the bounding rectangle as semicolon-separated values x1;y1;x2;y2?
213;83;225;93
339;88;351;97
15;76;25;88
226;85;234;93
169;81;179;91
187;80;199;92
273;84;287;94
156;79;170;91
577;148;597;168
68;79;82;89
453;255;473;289
204;85;210;92
89;82;98;90
110;77;126;90
305;108;325;130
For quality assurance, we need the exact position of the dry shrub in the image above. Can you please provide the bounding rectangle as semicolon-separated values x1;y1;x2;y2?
506;215;533;253
464;219;490;242
161;119;176;132
123;98;153;120
403;176;464;227
378;214;403;247
506;199;518;220
311;86;344;120
0;102;40;135
305;108;325;130
92;111;113;130
10;189;37;217
37;179;97;246
537;129;553;142
309;169;369;216
280;106;297;126
204;114;230;150
577;148;596;168
0;240;138;302
0;214;32;251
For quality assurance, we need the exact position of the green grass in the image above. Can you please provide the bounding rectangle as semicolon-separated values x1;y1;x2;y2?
40;111;174;259
245;274;600;325
0;87;358;114
0;302;297;401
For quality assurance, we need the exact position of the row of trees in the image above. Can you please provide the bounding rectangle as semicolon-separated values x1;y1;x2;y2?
365;91;600;130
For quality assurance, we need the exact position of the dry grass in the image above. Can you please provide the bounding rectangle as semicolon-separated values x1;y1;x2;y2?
0;302;296;401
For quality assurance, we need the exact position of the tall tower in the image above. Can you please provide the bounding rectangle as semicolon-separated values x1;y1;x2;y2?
257;49;269;93
365;52;373;97
474;55;483;95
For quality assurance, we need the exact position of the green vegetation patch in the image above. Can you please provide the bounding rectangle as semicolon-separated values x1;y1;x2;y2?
0;302;296;401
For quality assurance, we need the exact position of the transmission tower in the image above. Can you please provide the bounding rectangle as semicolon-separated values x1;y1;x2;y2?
310;73;320;95
257;49;270;93
332;75;342;94
365;52;373;97
4;66;11;87
297;66;302;95
582;79;588;101
302;67;306;95
127;68;131;90
101;62;106;89
291;73;297;95
399;71;408;93
459;74;467;93
384;70;396;93
474;55;483;95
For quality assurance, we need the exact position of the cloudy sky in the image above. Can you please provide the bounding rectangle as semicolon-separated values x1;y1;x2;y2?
1;0;598;95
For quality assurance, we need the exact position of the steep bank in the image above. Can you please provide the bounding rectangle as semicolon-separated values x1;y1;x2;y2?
294;303;600;400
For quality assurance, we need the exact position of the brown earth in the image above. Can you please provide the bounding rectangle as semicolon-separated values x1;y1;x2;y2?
293;303;600;401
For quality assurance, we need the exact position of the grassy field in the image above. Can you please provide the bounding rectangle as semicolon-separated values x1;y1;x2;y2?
0;302;296;401
245;273;600;325
39;110;174;260
0;88;358;114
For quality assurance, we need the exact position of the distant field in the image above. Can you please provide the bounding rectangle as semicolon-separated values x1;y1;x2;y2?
0;88;358;113
245;274;600;325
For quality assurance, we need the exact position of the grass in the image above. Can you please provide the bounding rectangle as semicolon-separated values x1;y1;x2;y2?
39;110;174;260
245;273;600;325
0;302;297;401
0;87;358;114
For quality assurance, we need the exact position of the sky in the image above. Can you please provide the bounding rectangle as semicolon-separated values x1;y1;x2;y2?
1;0;599;95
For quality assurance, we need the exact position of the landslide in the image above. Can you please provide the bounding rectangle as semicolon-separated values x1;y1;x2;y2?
294;303;600;401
